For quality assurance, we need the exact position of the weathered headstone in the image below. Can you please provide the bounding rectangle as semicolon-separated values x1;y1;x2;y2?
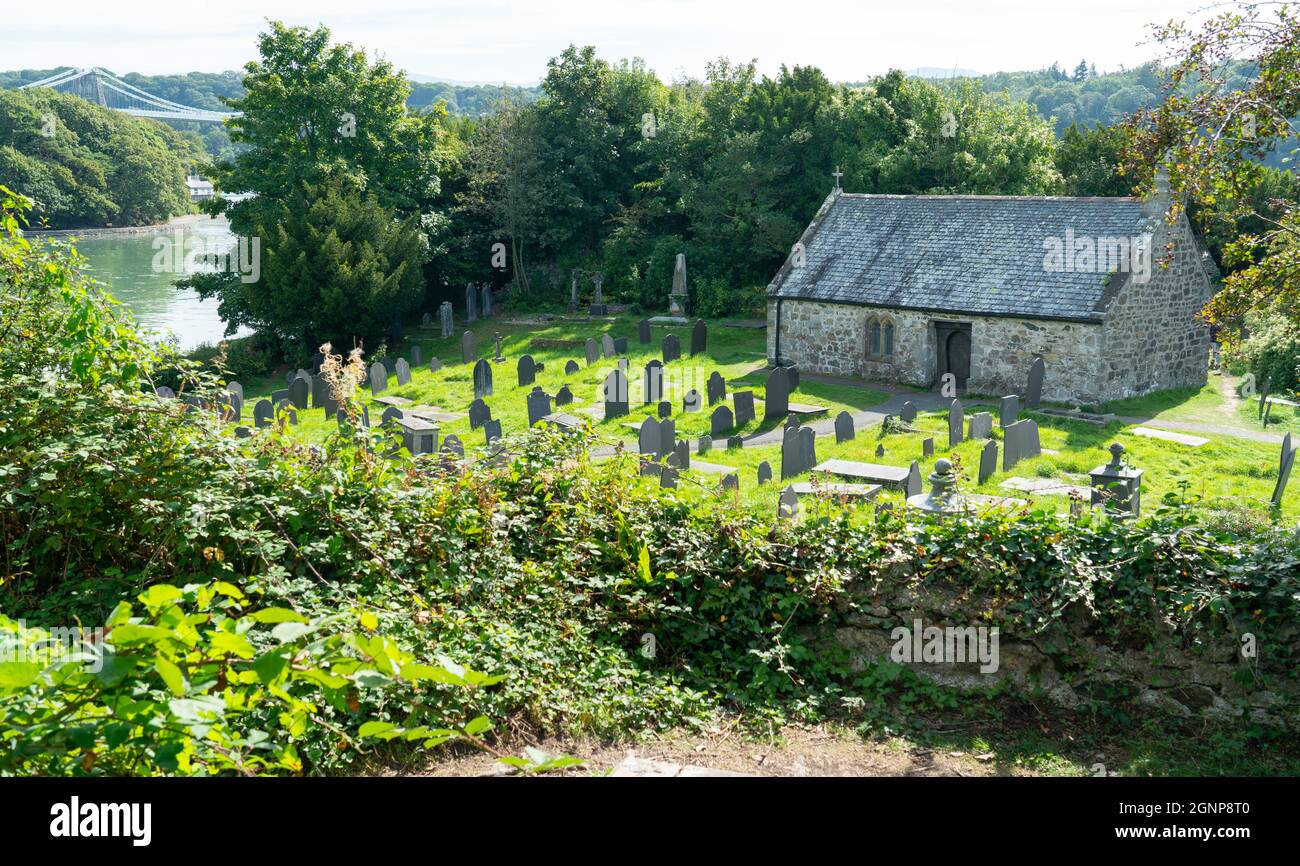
968;412;993;440
711;405;734;437
1271;432;1296;508
473;358;494;399
526;387;551;427
690;320;707;356
410;345;422;368
254;399;273;429
906;461;923;498
899;401;917;423
565;359;580;376
672;439;690;471
481;284;493;318
234;426;252;439
657;400;672;419
381;406;404;429
310;375;326;409
662;334;681;364
786;366;800;392
758;461;772;485
658;419;676;460
1002;419;1041;471
484;418;502;445
698;434;712;454
429;357;443;373
227;381;244;402
799;427;817;475
764;367;791;422
603;369;629;419
999;394;1020;427
643;361;664;404
778;486;799;519
602;333;615;359
468;398;491;429
439;301;453;338
271;388;289;405
368;362;387;395
517;355;537;388
733;391;756;428
555;384;573;406
493;333;504;362
683;390;702;413
442;434;464;460
613;336;628;354
707;372;726;406
639;416;661;455
979;439;998;484
922;437;934;457
660;466;678;489
780;425;801;480
1026;357;1045;408
395;358;412;387
462;331;477;365
638;319;651;344
721;473;739;492
948;399;964;448
155;386;176;399
465;283;478;322
875;443;885;458
322;390;340;420
834;411;855;443
275;399;298;426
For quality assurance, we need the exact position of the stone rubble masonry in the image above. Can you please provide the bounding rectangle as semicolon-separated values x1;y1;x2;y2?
766;212;1212;406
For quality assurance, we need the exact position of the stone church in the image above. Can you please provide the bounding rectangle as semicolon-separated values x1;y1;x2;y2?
765;185;1218;405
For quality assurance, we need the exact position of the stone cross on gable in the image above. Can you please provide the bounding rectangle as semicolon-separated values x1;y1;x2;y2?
832;166;843;190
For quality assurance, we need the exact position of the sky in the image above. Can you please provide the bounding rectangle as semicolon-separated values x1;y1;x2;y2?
2;0;1216;83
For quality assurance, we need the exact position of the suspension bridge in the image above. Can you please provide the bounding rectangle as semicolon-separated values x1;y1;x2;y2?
18;67;238;123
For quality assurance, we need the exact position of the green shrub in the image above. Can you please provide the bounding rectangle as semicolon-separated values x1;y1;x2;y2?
1229;311;1300;394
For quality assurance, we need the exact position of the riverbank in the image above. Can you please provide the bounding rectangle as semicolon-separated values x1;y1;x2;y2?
24;211;207;240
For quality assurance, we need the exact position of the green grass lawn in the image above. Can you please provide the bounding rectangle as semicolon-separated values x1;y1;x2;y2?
229;316;1297;521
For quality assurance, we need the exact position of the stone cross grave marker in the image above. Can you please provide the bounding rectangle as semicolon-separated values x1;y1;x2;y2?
764;367;791;422
834;411;854;443
733;391;756;428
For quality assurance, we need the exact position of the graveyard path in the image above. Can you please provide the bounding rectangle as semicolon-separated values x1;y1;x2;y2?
1112;415;1286;445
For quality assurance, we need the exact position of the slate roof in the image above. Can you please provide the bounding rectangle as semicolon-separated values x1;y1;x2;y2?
768;192;1156;323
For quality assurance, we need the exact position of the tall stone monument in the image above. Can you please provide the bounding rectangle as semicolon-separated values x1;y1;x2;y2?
668;253;688;318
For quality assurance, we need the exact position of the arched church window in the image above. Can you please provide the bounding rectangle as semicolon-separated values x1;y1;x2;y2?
869;320;882;356
883;320;894;357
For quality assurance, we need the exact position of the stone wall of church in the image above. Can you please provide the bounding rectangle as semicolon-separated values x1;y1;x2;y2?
1099;215;1213;401
768;299;1108;404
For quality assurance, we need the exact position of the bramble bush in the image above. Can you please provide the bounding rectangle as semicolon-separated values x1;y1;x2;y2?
3;185;1299;775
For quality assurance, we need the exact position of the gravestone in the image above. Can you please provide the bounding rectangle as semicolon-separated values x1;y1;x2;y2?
381;406;404;429
462;331;477;365
275;399;298;426
484;418;502;445
758;461;772;485
800;427;817;475
254;399;273;428
481;284;493;318
643;361;664;404
662;334;681;363
979;439;998;484
785;413;801;430
669;252;689;317
725;435;743;450
155;386;176;399
465;283;478;322
660;466;678;489
235;426;252;439
381;357;397;375
395;358;412;387
690;320;707;357
721;473;739;492
585;338;599;366
493;333;504;362
1272;432;1296;508
780;426;802;480
517;355;537;387
442;434;464;460
778;486;799;519
658;401;672;419
322;390;340;420
673;440;690;471
999;395;1020;427
899;401;917;423
707;372;726;406
565;359;580;376
683;390;702;413
658;419;676;460
429;357;443;373
311;375;326;409
698;434;712;454
922;437;934;457
947;399;964;448
614;337;628;354
227;381;244;402
733;391;756;428
638;319;651;344
410;345;422;368
555;384;573;406
602;334;615;359
875;443;885;458
834;411;855;443
468;398;491;429
906;461;922;498
786;366;800;392
368;362;387;395
473;358;494;399
639;416;661;455
271;388;289;405
764;367;791;421
397;416;437;456
439;301;453;338
603;369;630;419
968;412;993;440
1026;357;1045;408
1002;419;1041;471
711;405;734;437
526;387;551;427
422;311;432;328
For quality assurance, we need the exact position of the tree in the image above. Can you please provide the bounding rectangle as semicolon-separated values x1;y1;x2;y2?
1056;122;1135;196
185;177;425;355
1123;1;1300;341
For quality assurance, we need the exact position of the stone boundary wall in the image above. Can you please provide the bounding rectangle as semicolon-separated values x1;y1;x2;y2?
822;555;1298;728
